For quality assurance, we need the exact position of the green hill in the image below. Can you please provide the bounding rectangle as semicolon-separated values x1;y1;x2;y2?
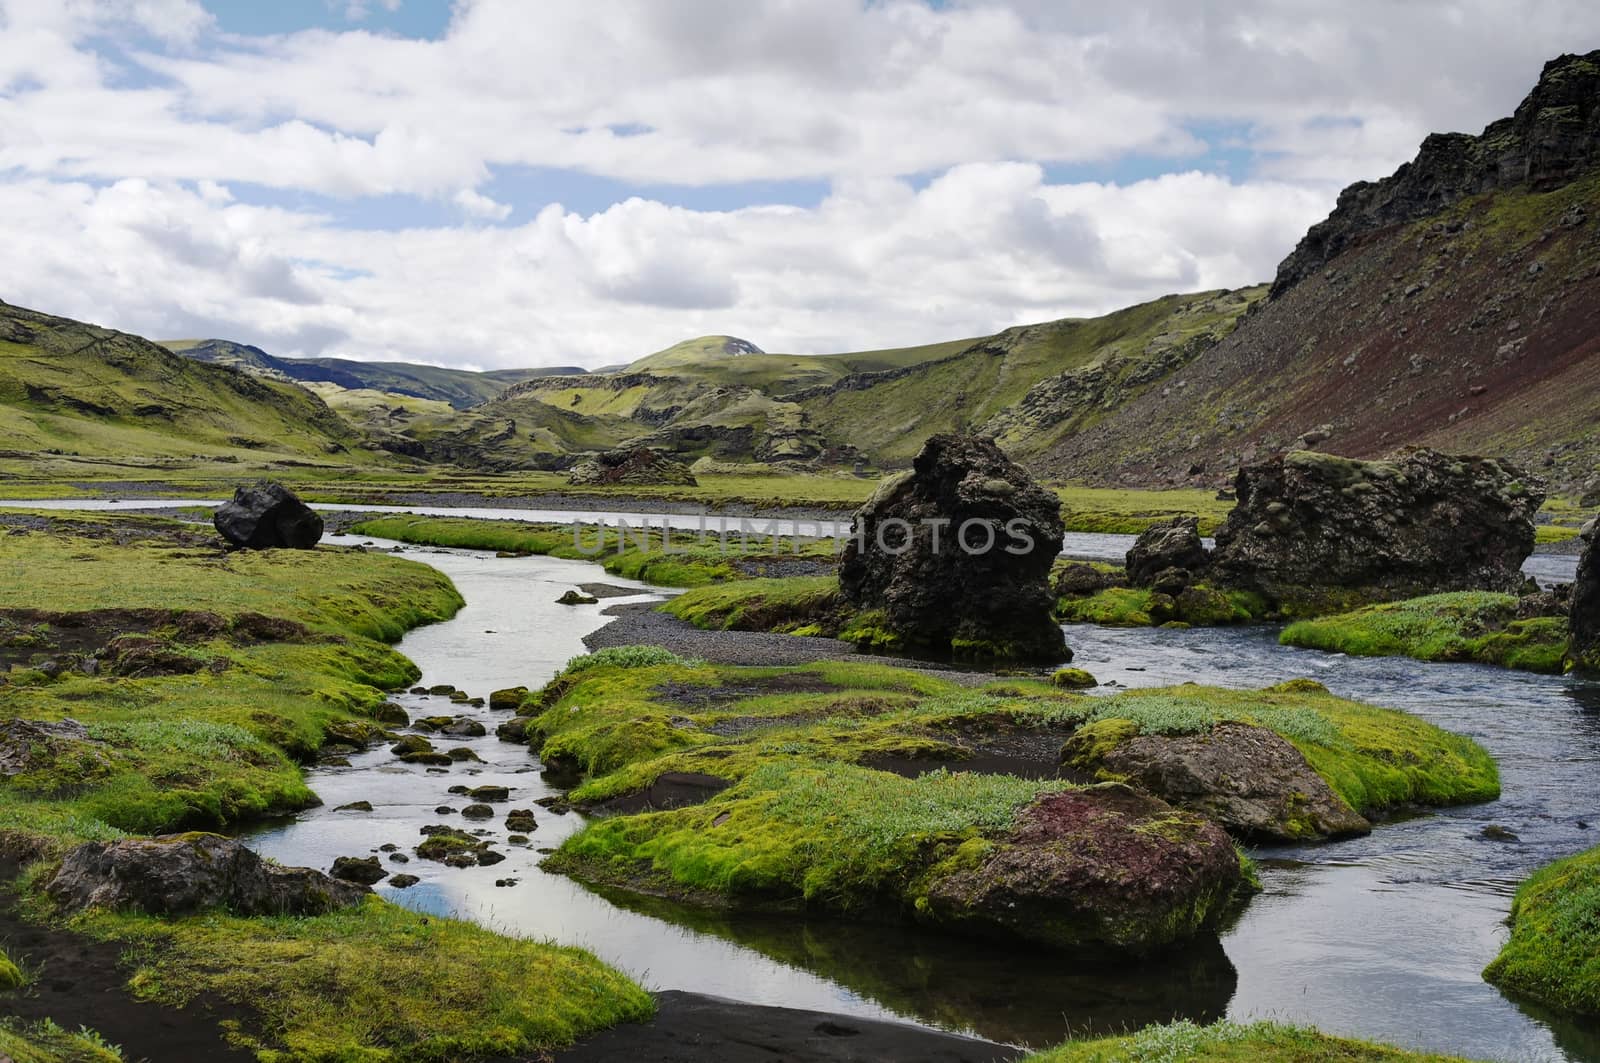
0;300;365;467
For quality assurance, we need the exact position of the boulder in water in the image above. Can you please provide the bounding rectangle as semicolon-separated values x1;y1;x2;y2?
1126;516;1209;588
1209;449;1542;614
838;434;1066;663
213;481;323;550
1571;518;1600;673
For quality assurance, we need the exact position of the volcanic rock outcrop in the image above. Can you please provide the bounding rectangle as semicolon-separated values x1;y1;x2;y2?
1571;517;1600;673
1063;721;1371;843
213;480;324;549
1126;516;1209;588
47;833;369;916
566;448;698;487
1273;50;1600;297
838;434;1066;662
1208;449;1542;614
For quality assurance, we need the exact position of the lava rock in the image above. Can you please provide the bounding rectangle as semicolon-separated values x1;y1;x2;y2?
1126;517;1209;587
461;803;495;819
388;874;420;889
489;687;528;711
838;434;1067;663
1272;51;1600;296
556;590;601;606
468;785;509;802
918;784;1246;952
567;447;698;486
47;833;368;916
1570;517;1600;673
1064;721;1371;842
1209;449;1543;613
330;856;387;885
212;481;323;550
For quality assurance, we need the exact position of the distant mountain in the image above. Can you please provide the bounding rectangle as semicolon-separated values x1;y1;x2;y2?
162;338;584;409
386;294;1254;470
0;301;359;463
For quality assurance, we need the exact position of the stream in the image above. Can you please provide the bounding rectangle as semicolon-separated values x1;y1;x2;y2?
6;499;1596;1058
243;534;1600;1062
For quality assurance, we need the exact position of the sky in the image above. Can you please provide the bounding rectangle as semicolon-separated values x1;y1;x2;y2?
0;1;1596;371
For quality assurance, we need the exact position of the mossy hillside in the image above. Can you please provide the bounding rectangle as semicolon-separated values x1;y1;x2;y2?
1484;844;1600;1017
659;575;843;633
1020;1019;1475;1062
0;516;462;840
1279;592;1569;674
530;657;1498;820
40;896;652;1063
347;515;837;588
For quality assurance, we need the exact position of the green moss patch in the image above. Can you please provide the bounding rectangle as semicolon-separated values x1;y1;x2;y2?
65;897;652;1062
529;657;1497;823
1280;592;1569;674
1022;1018;1474;1061
1056;585;1269;627
1485;844;1600;1016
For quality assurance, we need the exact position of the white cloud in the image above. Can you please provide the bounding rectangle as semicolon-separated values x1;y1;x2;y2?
0;167;1328;368
0;0;1596;368
454;187;512;220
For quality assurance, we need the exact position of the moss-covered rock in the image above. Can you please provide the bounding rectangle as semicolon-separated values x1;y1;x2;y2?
550;762;1247;953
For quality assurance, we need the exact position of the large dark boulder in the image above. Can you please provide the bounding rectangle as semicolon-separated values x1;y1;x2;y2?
1209;449;1543;615
1572;517;1600;673
919;784;1245;952
1063;720;1371;843
46;833;369;916
838;435;1066;663
567;448;697;487
213;481;323;549
1126;516;1209;587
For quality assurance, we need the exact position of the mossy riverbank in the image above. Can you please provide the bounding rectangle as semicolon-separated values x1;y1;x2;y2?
347;514;838;588
529;651;1496;953
1279;592;1570;674
1484;844;1600;1018
1018;1019;1475;1061
0;512;653;1061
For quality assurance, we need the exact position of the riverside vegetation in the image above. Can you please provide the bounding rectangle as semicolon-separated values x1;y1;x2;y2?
0;510;653;1061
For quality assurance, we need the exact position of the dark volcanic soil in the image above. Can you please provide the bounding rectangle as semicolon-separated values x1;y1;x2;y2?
0;859;255;1062
551;990;1022;1063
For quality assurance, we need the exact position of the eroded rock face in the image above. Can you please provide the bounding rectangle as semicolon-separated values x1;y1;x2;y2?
47;833;369;916
1272;50;1600;297
566;448;697;486
1065;721;1370;842
1571;518;1600;673
838;434;1066;663
0;719;106;779
1126;516;1209;587
919;784;1245;952
213;481;323;550
1209;449;1543;614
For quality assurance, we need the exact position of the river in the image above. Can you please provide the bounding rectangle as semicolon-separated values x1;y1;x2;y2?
8;499;1596;1058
